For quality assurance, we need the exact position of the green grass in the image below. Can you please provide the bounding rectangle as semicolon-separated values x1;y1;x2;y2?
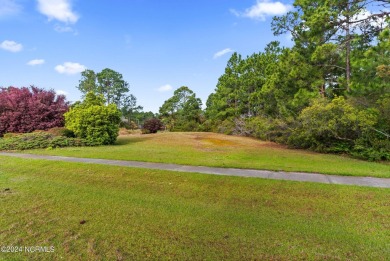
0;156;389;260
23;132;390;178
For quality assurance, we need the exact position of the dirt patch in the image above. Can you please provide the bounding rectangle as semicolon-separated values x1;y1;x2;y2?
118;129;142;136
118;128;130;135
202;138;236;146
195;133;287;149
192;133;239;151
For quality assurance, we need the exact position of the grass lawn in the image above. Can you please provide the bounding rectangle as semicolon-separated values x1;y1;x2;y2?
0;156;389;260
23;132;390;178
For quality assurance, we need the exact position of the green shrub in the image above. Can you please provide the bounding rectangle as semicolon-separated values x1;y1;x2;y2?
201;119;216;132
3;133;21;139
288;97;381;159
214;116;292;143
352;131;390;161
244;116;292;143
376;95;390;134
47;127;75;137
0;132;91;151
217;119;235;135
142;118;163;134
64;92;121;145
141;128;151;134
173;120;203;132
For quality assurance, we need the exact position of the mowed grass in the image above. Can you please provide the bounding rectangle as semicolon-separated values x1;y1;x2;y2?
25;132;390;178
0;156;389;260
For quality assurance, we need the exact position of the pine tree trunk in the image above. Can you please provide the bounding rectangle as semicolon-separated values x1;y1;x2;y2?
345;3;351;92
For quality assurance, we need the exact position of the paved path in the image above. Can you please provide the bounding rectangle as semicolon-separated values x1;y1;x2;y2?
1;152;389;188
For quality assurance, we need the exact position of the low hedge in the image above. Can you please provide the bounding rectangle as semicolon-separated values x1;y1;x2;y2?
0;132;94;151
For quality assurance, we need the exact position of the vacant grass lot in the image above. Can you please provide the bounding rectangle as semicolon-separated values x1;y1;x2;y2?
0;156;389;260
25;132;390;178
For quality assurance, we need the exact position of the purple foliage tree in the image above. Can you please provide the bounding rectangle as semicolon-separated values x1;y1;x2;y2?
0;86;69;136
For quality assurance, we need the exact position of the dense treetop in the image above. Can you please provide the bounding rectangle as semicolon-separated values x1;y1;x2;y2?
202;0;390;160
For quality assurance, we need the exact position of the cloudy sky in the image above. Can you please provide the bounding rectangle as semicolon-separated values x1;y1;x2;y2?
1;0;293;112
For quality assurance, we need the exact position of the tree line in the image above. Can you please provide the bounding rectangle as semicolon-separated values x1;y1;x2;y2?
202;0;390;160
160;0;390;161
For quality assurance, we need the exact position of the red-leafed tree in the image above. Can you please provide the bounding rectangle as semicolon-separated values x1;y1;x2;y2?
0;86;69;136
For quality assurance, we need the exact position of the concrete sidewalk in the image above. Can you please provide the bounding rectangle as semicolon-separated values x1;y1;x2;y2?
1;152;389;188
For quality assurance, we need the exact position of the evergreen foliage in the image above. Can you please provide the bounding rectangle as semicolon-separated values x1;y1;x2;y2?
159;86;203;131
204;2;390;160
77;68;130;107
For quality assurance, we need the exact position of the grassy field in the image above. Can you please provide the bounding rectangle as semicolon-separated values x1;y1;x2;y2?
0;156;389;260
24;132;390;178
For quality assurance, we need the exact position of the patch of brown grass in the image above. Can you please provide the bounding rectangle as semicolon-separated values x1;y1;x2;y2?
202;138;235;146
118;129;142;136
118;128;130;135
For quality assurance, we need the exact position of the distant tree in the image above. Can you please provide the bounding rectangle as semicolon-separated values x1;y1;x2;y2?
350;28;390;103
272;0;390;91
77;69;98;94
77;68;130;107
0;86;68;136
159;86;203;131
205;53;243;121
133;111;156;126
121;94;143;124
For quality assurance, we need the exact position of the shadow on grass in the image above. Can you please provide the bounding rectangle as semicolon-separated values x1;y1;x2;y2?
114;136;150;146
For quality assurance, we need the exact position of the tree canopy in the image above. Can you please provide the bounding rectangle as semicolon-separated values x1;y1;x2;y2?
204;1;390;160
77;68;130;107
159;86;203;131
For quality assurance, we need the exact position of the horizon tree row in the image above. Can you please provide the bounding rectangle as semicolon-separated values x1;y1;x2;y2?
204;0;390;160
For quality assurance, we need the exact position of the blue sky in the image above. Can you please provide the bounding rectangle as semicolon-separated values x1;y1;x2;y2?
1;0;293;112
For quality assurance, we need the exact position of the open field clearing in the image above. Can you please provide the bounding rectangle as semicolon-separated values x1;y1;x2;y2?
0;156;389;260
23;132;390;178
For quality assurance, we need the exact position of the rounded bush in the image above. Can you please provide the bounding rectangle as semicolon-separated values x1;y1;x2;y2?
0;86;68;136
142;118;163;134
64;92;121;145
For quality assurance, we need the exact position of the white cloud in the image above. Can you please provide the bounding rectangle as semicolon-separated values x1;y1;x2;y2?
56;90;68;96
0;0;22;17
55;62;86;75
231;0;292;21
0;40;22;52
157;84;173;92
54;24;73;33
27;59;45;66
37;0;79;24
213;48;234;59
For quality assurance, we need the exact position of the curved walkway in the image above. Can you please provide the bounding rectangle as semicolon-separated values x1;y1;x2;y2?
1;152;389;188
